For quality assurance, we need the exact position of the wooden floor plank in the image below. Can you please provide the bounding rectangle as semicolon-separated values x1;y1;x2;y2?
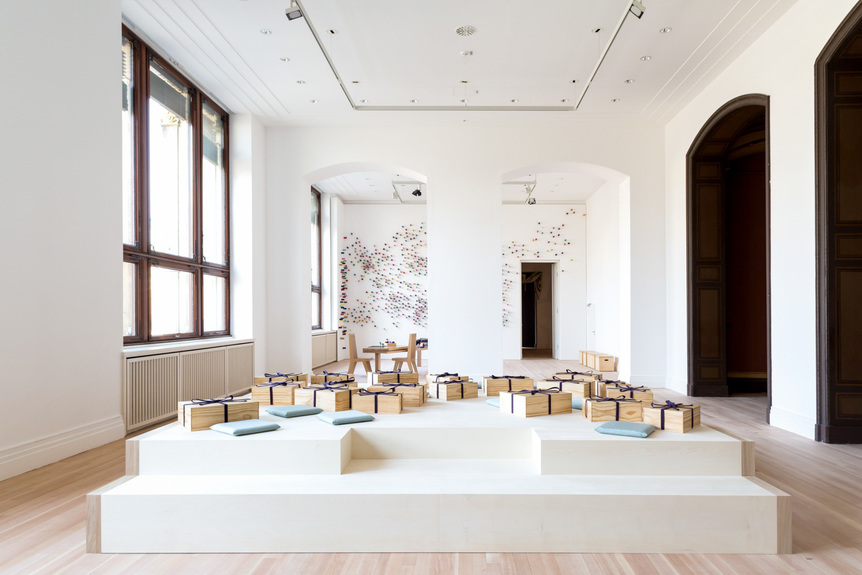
3;357;862;574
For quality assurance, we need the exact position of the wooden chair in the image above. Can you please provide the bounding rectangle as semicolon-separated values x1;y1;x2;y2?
347;334;372;375
392;333;418;373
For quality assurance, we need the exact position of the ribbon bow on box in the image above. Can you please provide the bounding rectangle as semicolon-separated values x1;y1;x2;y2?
433;372;459;382
256;380;301;403
356;389;399;412
591;395;640;420
650;400;697;430
376;370;409;382
609;384;649;398
264;372;301;382
510;388;560;415
183;396;249;426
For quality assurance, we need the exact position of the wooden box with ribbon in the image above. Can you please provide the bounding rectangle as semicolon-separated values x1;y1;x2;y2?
482;375;534;397
367;383;426;407
593;379;627;397
499;389;572;417
294;383;354;411
553;369;602;382
604;383;654;404
426;372;469;387
371;370;420;385
253;372;308;386
251;380;303;406
643;401;701;433
178;397;259;432
583;397;643;422
536;377;592;398
309;372;357;386
352;389;404;414
431;379;478;400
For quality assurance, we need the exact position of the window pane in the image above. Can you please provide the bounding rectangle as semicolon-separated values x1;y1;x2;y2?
149;63;192;258
311;290;321;329
311;191;320;283
150;265;193;336
123;261;137;337
122;37;136;246
203;274;226;332
202;103;226;265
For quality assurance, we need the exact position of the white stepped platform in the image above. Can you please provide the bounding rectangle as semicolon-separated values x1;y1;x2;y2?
89;396;790;554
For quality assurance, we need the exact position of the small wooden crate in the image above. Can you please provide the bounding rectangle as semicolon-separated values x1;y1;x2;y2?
352;390;403;414
595;355;617;372
367;383;426;407
426;373;468;385
604;384;654;404
593;380;626;397
643;402;701;432
251;381;303;406
554;370;602;382
309;373;357;386
372;371;420;385
536;379;592;398
431;380;478;400
499;390;572;417
178;398;259;432
483;376;534;397
294;386;352;411
583;398;643;422
253;373;308;386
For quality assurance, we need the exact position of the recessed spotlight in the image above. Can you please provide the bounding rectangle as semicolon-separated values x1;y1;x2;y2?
461;80;469;84
592;28;602;34
461;50;473;56
296;80;306;84
611;98;620;102
280;56;290;62
455;25;477;37
310;99;318;103
260;28;272;35
410;99;418;103
571;79;578;83
328;29;338;35
511;99;519;103
460;99;469;103
352;80;360;84
561;98;570;103
625;79;635;84
360;99;368;103
641;55;652;61
660;27;672;34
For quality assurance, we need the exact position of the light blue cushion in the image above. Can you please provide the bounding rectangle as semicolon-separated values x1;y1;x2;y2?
210;419;280;436
316;410;375;425
572;397;584;410
595;421;656;438
266;405;323;418
485;397;500;408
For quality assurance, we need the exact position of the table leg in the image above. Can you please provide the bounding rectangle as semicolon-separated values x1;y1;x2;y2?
374;353;381;372
417;348;423;367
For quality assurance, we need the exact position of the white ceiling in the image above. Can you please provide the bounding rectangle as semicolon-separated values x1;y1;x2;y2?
123;0;793;127
122;0;792;203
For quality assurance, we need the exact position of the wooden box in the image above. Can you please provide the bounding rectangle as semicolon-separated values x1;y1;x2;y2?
253;372;308;386
372;371;420;385
367;383;426;407
594;379;626;397
536;378;592;398
352;390;403;414
426;372;469;385
294;385;352;411
643;402;701;433
309;373;357;386
583;397;643;422
499;390;572;417
554;370;602;382
251;381;302;406
483;376;534;396
595;355;617;372
431;380;478;400
604;384;654;404
178;398;259;432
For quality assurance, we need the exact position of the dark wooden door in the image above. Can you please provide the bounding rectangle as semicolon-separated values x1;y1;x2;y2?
817;6;862;443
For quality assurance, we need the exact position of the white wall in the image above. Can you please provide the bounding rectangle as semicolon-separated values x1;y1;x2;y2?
501;205;587;360
664;0;858;438
265;122;666;381
336;203;428;361
0;0;125;480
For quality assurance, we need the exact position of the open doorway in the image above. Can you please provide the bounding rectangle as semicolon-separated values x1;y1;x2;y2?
521;262;554;359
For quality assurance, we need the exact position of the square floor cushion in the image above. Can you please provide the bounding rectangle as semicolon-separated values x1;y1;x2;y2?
594;420;656;438
316;410;375;425
266;405;323;418
210;419;280;436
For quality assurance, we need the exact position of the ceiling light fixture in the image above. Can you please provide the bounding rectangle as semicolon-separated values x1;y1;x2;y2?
641;55;652;61
260;28;272;35
360;99;367;103
310;99;318;103
461;50;473;56
410;99;418;103
625;79;635;84
511;99;519;103
629;0;645;19
524;182;537;205
561;98;570;103
280;57;290;62
660;27;672;34
455;25;477;37
296;80;306;84
612;98;620;102
285;0;303;21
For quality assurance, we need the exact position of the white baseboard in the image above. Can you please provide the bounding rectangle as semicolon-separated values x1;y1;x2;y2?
0;415;126;481
769;406;816;440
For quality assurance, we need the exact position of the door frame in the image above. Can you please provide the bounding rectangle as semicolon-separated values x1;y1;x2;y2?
686;94;772;415
519;260;557;359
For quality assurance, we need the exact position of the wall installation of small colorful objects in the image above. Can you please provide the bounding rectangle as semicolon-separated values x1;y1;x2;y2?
339;223;428;336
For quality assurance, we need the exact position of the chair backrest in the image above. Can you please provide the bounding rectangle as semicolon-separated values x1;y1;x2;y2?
348;333;359;359
406;333;417;360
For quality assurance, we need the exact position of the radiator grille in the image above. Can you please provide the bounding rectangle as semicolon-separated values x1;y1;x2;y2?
180;348;226;401
125;354;179;431
227;343;254;395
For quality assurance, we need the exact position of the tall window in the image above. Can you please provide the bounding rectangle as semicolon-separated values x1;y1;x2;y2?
311;188;322;330
123;27;230;344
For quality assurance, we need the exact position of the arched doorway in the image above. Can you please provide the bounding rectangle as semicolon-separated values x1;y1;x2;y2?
687;95;771;414
816;3;862;443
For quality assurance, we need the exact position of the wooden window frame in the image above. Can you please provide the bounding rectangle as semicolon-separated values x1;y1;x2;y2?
311;187;322;330
123;26;230;345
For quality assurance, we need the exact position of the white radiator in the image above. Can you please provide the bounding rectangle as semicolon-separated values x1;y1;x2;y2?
123;342;254;433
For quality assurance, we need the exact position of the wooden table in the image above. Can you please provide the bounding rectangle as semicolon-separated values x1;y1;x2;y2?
362;345;407;372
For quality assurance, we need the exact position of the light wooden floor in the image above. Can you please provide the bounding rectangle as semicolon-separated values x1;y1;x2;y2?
3;357;862;574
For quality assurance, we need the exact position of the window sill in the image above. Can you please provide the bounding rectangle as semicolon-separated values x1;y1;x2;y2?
123;336;254;359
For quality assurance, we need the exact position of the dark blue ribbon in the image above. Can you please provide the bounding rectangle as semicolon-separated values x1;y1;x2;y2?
489;375;527;379
376;370;409;383
510;389;560;414
184;396;248;426
357;389;399;412
264;372;301;382
256;380;301;403
593;396;639;420
650;400;696;430
433;372;459;382
609;384;649;399
437;380;466;399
